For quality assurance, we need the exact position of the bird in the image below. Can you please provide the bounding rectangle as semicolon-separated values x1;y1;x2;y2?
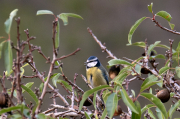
85;56;109;88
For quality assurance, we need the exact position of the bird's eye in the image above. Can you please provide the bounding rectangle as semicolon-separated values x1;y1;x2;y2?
87;61;97;67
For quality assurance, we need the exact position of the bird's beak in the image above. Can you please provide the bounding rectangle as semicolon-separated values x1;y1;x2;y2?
84;62;87;66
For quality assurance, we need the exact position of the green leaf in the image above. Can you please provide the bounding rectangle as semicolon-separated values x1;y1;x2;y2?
21;85;38;104
168;99;180;118
20;67;24;77
36;10;54;15
149;88;152;94
108;59;133;67
4;41;13;75
84;111;91;119
141;104;155;113
168;22;175;30
157;79;163;88
57;13;83;25
170;92;175;97
176;42;180;51
10;9;18;17
140;93;168;119
59;118;68;119
131;89;136;97
106;93;118;118
156;108;164;119
141;81;160;93
114;72;129;84
175;66;180;78
148;41;161;56
156;11;172;22
141;75;158;87
102;90;111;104
55;61;63;73
52;73;61;88
140;75;162;92
44;73;60;82
127;41;145;47
159;66;170;75
22;82;34;93
4;9;18;34
10;114;22;119
13;90;18;99
150;54;165;60
23;109;31;119
128;17;146;45
55;20;60;49
120;88;139;114
0;40;6;59
148;109;156;119
131;101;141;119
156;44;175;53
147;3;153;13
79;85;113;111
101;108;107;119
93;91;97;110
22;63;29;68
135;64;141;75
57;80;72;91
36;113;47;119
0;105;22;115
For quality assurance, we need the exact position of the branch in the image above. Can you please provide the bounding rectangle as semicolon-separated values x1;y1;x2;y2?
87;27;117;59
15;17;23;103
26;61;69;107
56;48;81;61
62;74;84;93
37;46;50;63
0;72;7;93
153;19;180;35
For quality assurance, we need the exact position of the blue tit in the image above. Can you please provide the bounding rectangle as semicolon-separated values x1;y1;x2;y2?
85;56;109;88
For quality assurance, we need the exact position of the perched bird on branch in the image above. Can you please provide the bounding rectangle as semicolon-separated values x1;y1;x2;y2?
85;56;109;88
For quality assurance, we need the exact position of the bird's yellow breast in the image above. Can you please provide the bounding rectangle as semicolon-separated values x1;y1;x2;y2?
86;67;107;88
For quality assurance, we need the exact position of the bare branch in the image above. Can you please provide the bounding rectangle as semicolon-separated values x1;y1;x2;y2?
56;48;81;61
87;27;117;59
153;19;180;35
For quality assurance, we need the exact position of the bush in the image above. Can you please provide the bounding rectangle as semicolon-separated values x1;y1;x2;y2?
0;3;180;119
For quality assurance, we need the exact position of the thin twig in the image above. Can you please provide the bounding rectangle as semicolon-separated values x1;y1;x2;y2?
43;107;56;114
87;27;117;59
0;72;7;93
152;19;180;35
56;48;81;61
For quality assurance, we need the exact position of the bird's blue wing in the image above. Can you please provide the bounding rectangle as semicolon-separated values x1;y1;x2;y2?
100;65;109;85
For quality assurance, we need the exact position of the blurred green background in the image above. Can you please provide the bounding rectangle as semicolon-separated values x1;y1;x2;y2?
0;0;180;118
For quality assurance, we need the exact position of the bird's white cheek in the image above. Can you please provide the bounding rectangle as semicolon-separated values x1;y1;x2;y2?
87;61;97;67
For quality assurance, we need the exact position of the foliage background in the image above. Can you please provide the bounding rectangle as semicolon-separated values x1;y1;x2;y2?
0;0;180;118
